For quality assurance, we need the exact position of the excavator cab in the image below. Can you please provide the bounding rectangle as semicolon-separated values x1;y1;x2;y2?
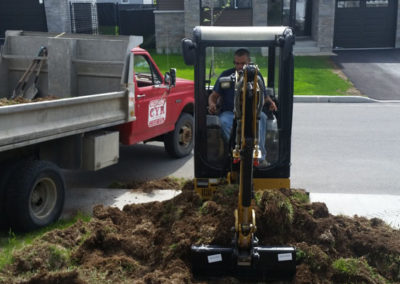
183;26;294;196
182;26;296;281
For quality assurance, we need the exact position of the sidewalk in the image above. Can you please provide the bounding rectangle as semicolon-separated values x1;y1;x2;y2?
310;193;400;229
294;95;400;103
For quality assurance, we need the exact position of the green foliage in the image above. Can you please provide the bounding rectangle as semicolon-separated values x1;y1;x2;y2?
254;191;263;207
161;202;183;225
296;249;307;262
332;257;386;282
333;258;361;275
199;202;210;215
48;245;70;270
278;199;294;224
291;190;310;204
220;184;238;196
169;243;178;251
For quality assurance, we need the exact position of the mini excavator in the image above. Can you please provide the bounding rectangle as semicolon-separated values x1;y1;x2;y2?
182;26;296;281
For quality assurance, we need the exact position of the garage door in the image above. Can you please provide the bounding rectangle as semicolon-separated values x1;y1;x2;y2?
334;0;397;48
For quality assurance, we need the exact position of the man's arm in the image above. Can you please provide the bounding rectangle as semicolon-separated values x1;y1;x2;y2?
259;77;277;112
208;91;220;114
265;95;277;112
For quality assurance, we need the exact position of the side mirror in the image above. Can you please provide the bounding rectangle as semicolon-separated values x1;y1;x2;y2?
181;38;196;66
165;68;176;87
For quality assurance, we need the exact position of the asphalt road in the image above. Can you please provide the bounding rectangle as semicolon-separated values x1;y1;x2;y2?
65;102;400;196
291;102;400;195
331;49;400;100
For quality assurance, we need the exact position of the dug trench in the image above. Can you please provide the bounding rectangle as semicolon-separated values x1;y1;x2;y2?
0;178;399;283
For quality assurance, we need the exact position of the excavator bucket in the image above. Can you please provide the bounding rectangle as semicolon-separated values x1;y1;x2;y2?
191;245;296;281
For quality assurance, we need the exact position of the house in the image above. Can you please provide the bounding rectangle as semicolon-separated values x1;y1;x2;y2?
155;0;400;53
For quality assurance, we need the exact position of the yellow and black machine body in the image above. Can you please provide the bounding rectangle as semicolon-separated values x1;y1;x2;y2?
182;26;296;281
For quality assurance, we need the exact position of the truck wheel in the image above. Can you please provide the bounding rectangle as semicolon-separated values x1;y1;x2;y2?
6;160;65;232
164;113;194;158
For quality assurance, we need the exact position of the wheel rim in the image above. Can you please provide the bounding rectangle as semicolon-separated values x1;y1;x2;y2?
179;122;193;148
29;177;57;220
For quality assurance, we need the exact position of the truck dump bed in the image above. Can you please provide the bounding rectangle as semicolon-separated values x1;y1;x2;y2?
0;31;141;151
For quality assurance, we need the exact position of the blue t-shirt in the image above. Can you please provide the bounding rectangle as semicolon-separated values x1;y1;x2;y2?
213;68;267;112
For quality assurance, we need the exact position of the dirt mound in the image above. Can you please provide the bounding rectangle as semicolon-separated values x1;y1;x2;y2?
0;96;58;106
108;177;184;191
1;181;399;283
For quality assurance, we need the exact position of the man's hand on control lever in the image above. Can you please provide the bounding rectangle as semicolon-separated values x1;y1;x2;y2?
266;96;278;112
208;92;219;114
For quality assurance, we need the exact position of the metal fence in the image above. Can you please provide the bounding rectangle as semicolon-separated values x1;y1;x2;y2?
69;1;155;48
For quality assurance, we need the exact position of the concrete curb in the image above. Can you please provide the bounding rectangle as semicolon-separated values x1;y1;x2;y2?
294;95;400;103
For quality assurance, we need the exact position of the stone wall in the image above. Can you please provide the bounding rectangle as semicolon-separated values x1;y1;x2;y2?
253;0;268;26
154;11;185;53
44;0;71;33
315;0;335;51
184;0;200;38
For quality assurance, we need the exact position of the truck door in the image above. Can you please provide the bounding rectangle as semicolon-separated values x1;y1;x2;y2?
131;54;168;143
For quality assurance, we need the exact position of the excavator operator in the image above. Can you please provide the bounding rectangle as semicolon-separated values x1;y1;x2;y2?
207;48;277;167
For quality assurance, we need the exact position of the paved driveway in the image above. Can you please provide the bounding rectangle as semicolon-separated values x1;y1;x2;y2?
331;49;400;100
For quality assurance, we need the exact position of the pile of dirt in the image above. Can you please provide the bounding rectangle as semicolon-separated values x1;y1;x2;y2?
108;177;183;192
0;96;58;106
0;180;399;283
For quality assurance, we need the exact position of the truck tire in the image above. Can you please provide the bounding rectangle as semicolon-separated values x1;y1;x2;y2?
164;113;194;158
5;160;65;232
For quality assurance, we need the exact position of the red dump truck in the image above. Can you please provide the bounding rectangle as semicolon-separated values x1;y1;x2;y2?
0;31;194;231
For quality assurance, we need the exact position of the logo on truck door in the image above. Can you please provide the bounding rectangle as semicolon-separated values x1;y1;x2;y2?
148;98;167;127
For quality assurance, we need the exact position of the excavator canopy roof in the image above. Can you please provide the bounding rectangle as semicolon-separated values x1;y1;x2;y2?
193;26;291;43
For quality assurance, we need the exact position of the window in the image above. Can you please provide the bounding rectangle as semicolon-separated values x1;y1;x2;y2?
134;55;162;87
203;47;280;167
235;0;252;8
337;1;360;8
201;0;252;9
366;0;389;7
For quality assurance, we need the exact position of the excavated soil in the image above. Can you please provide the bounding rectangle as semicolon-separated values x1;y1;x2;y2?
0;179;399;283
0;96;58;106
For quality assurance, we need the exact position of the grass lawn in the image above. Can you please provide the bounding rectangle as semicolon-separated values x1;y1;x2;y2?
0;213;91;271
149;51;353;96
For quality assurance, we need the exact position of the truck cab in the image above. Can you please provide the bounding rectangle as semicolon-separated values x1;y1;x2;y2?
118;47;194;159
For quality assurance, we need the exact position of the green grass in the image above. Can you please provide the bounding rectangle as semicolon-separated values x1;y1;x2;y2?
150;52;194;81
148;50;353;96
0;212;91;271
294;56;352;95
